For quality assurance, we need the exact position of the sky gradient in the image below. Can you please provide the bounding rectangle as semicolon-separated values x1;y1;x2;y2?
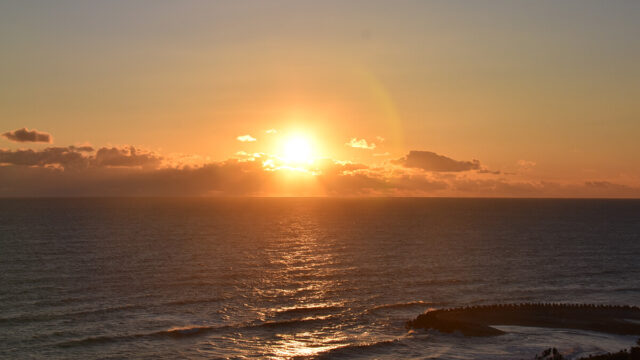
1;1;639;197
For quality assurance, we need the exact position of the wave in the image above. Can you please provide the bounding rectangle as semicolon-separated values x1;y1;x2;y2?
255;315;336;329
0;304;145;324
164;297;226;306
31;296;97;307
274;304;344;316
612;287;640;293
367;300;436;313
313;339;404;359
1;297;227;325
56;324;230;348
56;315;336;348
57;334;124;348
147;325;224;339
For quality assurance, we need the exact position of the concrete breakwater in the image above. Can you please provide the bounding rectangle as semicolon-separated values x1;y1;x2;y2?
407;303;640;336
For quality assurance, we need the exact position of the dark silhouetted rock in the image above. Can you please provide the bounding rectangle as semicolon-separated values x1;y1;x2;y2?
406;303;640;337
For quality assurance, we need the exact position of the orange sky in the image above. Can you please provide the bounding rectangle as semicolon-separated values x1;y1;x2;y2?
1;1;639;197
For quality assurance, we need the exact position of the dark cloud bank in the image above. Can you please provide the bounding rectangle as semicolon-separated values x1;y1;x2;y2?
2;128;52;143
0;146;638;197
0;146;159;169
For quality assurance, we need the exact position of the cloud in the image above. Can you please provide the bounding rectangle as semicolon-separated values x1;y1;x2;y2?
317;171;388;195
237;134;257;142
2;128;52;143
0;145;161;170
1;144;639;198
583;181;637;193
477;169;501;175
517;159;536;172
68;145;94;152
346;138;376;150
393;151;480;172
93;146;162;168
0;147;89;169
316;159;369;174
373;152;390;157
444;178;640;198
266;129;277;134
0;159;271;197
450;178;542;196
1;153;638;197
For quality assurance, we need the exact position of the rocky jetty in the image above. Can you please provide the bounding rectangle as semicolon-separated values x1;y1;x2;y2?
406;303;640;337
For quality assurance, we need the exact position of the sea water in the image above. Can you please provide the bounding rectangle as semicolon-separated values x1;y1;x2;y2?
1;198;639;359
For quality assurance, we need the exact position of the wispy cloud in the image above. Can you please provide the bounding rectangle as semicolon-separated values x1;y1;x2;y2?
265;129;277;134
2;127;52;143
346;138;376;150
237;134;257;142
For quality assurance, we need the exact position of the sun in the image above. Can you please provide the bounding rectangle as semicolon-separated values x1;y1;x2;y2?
282;135;314;163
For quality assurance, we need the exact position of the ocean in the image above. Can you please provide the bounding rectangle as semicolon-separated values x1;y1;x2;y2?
1;198;639;359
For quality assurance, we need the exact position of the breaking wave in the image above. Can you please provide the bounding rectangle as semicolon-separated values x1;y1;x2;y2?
56;325;228;348
273;304;344;316
313;339;405;359
255;315;337;329
56;315;337;348
367;301;437;313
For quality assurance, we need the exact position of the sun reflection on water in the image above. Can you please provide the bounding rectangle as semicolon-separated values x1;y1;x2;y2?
269;331;348;358
253;217;352;358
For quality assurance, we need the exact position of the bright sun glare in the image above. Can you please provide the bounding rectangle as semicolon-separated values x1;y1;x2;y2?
282;135;313;163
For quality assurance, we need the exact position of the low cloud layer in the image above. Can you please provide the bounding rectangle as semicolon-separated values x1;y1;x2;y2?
1;145;638;198
394;151;480;172
0;145;161;170
2;128;52;143
94;146;162;168
0;147;88;169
